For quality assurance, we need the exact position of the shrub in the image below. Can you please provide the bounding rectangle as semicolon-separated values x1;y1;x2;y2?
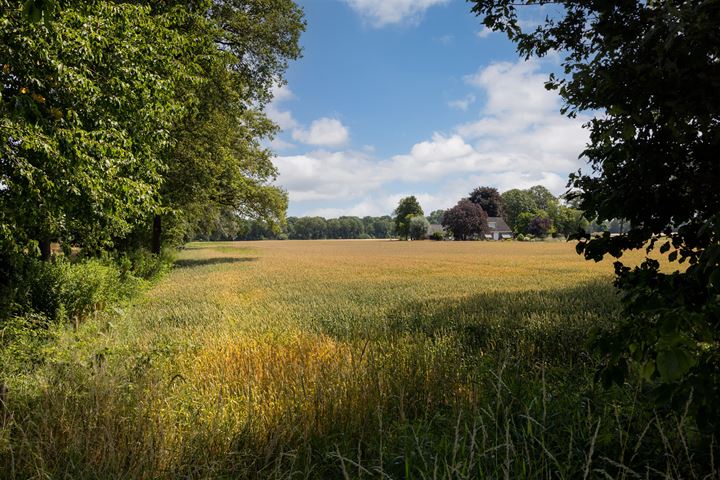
408;216;430;240
122;248;174;281
430;231;445;241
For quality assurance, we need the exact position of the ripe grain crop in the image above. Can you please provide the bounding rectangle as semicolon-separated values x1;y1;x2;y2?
1;241;714;479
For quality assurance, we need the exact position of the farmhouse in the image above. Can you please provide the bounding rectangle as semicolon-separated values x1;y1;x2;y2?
486;217;513;240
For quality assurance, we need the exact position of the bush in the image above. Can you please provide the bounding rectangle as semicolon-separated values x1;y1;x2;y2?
358;233;373;239
29;258;128;323
120;248;174;281
409;216;430;240
430;231;445;241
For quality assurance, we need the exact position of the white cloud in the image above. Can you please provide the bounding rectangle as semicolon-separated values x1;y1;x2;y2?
267;84;298;130
269;137;296;151
344;0;449;27
277;59;590;216
274;150;382;201
448;94;476;111
477;27;495;39
267;85;350;149
292;117;350;147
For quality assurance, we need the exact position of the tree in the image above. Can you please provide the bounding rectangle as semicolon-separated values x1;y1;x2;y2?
527;186;556;212
426;209;446;225
500;189;537;230
394;196;424;240
148;0;304;253
371;217;393;239
408;216;430;240
471;0;720;428
527;214;553;238
1;1;190;258
337;217;364;239
442;199;489;241
469;186;504;217
554;206;589;238
291;217;327;239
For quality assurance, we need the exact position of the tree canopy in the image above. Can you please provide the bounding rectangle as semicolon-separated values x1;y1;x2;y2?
469;186;504;217
1;0;305;260
394;196;424;240
408;215;430;240
442;199;489;241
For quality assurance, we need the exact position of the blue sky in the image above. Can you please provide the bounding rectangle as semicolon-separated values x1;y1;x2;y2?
269;0;590;217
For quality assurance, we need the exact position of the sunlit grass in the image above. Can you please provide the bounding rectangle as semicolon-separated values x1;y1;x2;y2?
1;240;713;479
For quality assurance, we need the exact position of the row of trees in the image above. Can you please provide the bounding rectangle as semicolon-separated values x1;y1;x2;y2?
194;213;396;241
1;1;304;310
207;184;625;243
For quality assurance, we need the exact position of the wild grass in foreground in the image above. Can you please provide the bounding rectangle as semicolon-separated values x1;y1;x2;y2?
1;241;717;479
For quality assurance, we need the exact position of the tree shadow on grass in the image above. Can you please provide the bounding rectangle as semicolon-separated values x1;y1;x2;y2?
173;257;257;268
312;279;620;365
384;279;620;362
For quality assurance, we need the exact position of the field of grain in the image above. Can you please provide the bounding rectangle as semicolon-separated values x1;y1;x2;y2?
1;241;711;479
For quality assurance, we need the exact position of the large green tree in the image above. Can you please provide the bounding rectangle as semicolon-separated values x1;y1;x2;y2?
394;196;424;240
470;0;720;428
147;0;304;253
1;1;191;258
500;188;537;230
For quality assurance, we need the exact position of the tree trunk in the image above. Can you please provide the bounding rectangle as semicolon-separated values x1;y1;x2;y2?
151;215;162;255
39;238;52;261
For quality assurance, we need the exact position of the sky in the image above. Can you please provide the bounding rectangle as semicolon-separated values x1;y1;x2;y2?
268;0;591;217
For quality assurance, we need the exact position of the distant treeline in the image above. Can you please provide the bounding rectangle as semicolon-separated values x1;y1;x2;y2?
195;213;396;241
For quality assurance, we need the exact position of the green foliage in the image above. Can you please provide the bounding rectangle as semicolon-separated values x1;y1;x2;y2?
429;231;445;241
408;215;430;240
426;209;445;225
470;0;720;429
394;196;424;240
554;206;589;238
515;210;553;238
500;189;538;230
9;257;134;323
288;216;328;240
153;0;304;249
1;1;190;253
0;313;54;377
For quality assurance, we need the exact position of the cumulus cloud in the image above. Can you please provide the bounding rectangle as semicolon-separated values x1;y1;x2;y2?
276;59;590;216
292;117;350;147
476;26;495;39
344;0;449;27
267;84;298;130
267;85;350;149
274;150;382;201
448;94;476;111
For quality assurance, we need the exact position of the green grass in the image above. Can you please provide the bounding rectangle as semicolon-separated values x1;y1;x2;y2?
1;241;716;479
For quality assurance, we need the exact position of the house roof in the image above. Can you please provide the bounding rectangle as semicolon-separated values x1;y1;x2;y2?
427;223;445;234
487;217;511;232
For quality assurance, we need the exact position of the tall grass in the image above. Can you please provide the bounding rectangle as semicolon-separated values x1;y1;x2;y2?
0;241;716;478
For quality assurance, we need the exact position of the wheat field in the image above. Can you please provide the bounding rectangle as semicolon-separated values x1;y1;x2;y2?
2;240;711;479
